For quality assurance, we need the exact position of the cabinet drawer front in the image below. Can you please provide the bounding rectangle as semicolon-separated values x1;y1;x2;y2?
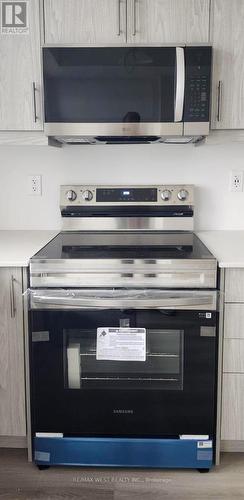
223;339;244;373
224;304;244;339
221;373;244;440
225;269;244;302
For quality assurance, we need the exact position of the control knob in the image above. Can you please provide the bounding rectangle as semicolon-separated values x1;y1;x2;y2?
177;189;189;201
82;190;93;201
66;190;77;202
161;189;171;201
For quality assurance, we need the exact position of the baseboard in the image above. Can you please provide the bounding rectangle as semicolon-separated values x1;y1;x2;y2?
0;436;27;448
221;440;244;452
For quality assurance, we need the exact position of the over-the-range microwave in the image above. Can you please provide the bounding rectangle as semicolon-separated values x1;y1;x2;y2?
43;45;212;146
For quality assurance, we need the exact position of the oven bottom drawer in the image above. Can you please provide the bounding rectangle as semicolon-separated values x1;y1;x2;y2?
34;436;213;469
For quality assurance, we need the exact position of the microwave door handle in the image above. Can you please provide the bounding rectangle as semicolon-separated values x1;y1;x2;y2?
174;47;185;122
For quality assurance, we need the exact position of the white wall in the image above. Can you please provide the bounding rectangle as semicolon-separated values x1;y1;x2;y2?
0;140;244;230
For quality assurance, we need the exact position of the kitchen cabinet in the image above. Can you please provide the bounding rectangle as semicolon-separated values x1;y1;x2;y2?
127;0;210;44
0;0;42;130
222;374;244;441
0;268;26;442
224;269;244;302
44;0;210;45
44;0;127;44
221;270;244;445
223;338;244;373
224;304;244;339
211;0;244;129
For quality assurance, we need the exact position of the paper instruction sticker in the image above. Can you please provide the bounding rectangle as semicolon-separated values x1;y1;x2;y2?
96;327;146;362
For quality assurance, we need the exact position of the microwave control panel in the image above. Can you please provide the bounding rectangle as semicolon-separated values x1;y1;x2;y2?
183;46;212;122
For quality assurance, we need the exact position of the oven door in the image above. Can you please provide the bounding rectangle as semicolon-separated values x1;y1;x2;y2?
29;289;218;439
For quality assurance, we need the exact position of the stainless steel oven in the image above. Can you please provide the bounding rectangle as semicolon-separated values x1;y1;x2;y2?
29;185;218;470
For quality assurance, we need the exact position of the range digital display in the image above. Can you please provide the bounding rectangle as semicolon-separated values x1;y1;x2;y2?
96;188;157;203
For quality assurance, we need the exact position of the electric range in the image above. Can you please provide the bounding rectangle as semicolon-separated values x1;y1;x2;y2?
28;185;218;471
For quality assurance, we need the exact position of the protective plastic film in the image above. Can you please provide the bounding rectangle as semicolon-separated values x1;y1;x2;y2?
27;288;219;311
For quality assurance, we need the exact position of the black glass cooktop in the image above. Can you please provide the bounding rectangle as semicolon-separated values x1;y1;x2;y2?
32;232;214;260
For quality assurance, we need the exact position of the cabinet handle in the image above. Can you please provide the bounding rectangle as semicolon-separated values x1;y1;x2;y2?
132;0;137;36
117;0;121;36
10;275;16;319
217;80;223;122
32;82;38;123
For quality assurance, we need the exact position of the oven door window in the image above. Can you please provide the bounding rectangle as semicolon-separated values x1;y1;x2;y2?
65;328;184;391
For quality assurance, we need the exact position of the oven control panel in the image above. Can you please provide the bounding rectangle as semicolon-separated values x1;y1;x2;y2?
61;185;194;207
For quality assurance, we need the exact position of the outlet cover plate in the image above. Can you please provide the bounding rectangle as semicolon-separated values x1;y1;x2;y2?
28;175;42;196
230;171;243;192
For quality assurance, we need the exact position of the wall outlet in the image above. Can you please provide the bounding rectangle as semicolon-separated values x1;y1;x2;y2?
28;175;42;196
230;171;243;192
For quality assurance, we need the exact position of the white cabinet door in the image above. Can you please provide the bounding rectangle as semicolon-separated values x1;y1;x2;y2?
44;0;127;44
223;339;244;373
127;0;210;44
221;269;244;443
221;374;244;440
0;0;42;130
225;269;244;303
211;0;244;129
0;269;26;437
224;304;244;339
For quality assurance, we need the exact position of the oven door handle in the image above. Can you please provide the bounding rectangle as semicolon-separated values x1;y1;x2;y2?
29;290;217;311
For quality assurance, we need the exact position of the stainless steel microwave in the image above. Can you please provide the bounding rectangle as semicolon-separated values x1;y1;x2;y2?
43;45;212;145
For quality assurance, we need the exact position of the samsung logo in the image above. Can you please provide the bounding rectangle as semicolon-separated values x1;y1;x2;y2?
113;409;134;414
